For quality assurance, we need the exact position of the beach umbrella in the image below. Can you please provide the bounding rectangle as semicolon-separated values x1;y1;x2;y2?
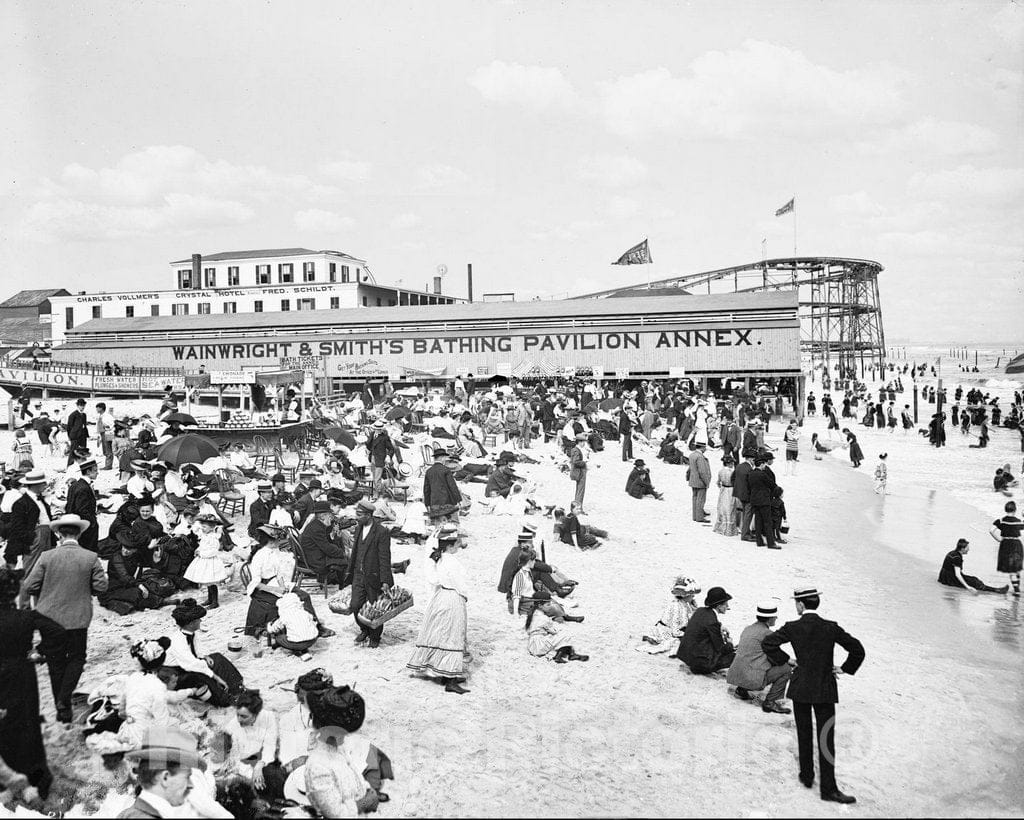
385;406;411;421
488;374;509;383
582;401;599;414
162;412;198;426
323;426;357;449
599;397;624;411
155;433;221;468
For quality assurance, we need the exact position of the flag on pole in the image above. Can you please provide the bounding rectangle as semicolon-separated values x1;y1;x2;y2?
775;198;795;217
612;238;652;265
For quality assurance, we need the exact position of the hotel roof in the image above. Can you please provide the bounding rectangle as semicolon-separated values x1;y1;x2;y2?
0;288;71;308
64;290;797;338
170;248;365;264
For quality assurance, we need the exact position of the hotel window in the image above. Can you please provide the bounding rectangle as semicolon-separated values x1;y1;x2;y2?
256;265;271;285
203;267;216;287
253;300;263;313
330;297;340;309
376;297;382;306
341;265;350;283
223;302;237;314
361;296;367;306
297;298;315;311
177;269;192;289
92;306;102;319
302;262;315;282
227;266;240;286
197;303;211;315
329;263;337;283
172;304;189;316
125;305;135;318
65;307;74;330
278;263;294;283
281;299;290;311
354;267;361;282
151;304;160;316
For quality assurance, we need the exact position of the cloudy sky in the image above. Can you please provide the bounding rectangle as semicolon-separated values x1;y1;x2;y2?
2;0;1021;342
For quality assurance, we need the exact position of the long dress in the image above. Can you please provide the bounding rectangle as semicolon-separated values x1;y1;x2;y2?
0;608;65;796
407;549;469;679
526;610;573;657
712;467;738;536
301;740;371;817
112;670;200;748
640;597;697;654
846;432;864;466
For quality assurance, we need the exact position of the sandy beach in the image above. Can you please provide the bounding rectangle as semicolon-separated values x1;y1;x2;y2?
3;381;1022;818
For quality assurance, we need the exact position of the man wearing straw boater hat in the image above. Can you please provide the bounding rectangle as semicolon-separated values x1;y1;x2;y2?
118;726;208;818
726;599;793;714
762;586;865;804
4;469;54;572
24;513;108;724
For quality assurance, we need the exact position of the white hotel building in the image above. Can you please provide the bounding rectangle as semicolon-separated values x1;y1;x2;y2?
47;248;462;345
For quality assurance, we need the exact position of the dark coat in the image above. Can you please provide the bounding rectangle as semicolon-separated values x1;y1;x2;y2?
741;428;757;454
625;467;654;498
747;467;776;506
675;606;732;668
66;409;88;444
6;492;53;562
247;497;274;540
116;797;162;818
65;478;98;552
300;517;347;574
345;520;393;595
732;461;753;503
422;462;461;508
366;432;399;468
762;612;865;704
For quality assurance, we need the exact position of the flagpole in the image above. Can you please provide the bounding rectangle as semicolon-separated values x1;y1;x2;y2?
792;196;797;256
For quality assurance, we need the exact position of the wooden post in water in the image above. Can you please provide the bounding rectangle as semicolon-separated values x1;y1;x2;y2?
913;383;918;424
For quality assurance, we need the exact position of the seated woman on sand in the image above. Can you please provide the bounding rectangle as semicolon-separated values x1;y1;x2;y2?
525;605;589;663
639;576;699;654
552;507;601;550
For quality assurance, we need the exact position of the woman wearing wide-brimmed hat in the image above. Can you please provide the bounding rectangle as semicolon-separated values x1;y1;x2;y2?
408;524;471;694
161;598;245;707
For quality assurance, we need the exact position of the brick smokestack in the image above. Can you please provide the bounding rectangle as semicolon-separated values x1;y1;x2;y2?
192;254;202;289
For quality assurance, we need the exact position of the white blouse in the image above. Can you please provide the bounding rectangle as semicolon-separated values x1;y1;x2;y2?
123;671;190;730
423;549;468;599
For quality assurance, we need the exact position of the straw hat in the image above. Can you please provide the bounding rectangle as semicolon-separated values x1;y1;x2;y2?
48;513;90;534
125;726;205;770
19;470;47;486
793;586;821;600
756;600;779;617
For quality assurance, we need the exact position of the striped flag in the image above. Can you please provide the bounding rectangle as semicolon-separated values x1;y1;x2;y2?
775;198;795;217
612;238;652;265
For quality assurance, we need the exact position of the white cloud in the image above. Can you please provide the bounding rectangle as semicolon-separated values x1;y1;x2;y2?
294;208;355;233
599;40;903;139
390;212;422;231
22;193;253;242
856;118;1000;157
576;154;648;187
830;191;886;218
991;2;1024;44
468;61;578;110
606;195;639;219
528;219;603;243
907;164;1024;208
415;163;469;190
319;154;373;182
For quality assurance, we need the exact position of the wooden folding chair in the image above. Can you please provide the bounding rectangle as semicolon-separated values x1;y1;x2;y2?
252;435;273;471
214;469;246;518
287;528;331;597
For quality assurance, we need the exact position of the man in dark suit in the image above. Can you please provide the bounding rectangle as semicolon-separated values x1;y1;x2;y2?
747;456;778;549
300;500;348;584
66;399;89;466
291;479;323;530
247;480;277;552
675;586;736;673
618;411;634;462
345;498;393;648
65;458;99;553
762;587;865;804
732;450;756;542
741;421;758;457
422;448;461;522
5;470;54;570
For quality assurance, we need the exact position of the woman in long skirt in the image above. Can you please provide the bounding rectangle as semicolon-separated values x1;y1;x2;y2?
0;568;66;800
408;524;470;694
842;428;864;468
713;457;738;536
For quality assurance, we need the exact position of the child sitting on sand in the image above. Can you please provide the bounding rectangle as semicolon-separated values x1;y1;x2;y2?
267;592;319;661
639;576;699;654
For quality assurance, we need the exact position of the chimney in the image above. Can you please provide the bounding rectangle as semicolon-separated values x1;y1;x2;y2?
433;276;442;295
467;263;473;303
192;254;202;289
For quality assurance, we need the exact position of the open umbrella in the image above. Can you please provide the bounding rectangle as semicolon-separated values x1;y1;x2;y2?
323;426;357;449
385;406;411;421
162;412;199;426
488;374;509;383
156;433;221;468
599;397;624;411
582;401;599;414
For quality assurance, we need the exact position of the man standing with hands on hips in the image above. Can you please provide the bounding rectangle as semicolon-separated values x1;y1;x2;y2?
761;586;865;805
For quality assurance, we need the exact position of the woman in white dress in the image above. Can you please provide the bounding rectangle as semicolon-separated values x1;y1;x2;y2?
407;524;470;694
525;606;589;663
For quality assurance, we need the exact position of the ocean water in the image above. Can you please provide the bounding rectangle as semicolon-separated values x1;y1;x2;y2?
897;343;1023;406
